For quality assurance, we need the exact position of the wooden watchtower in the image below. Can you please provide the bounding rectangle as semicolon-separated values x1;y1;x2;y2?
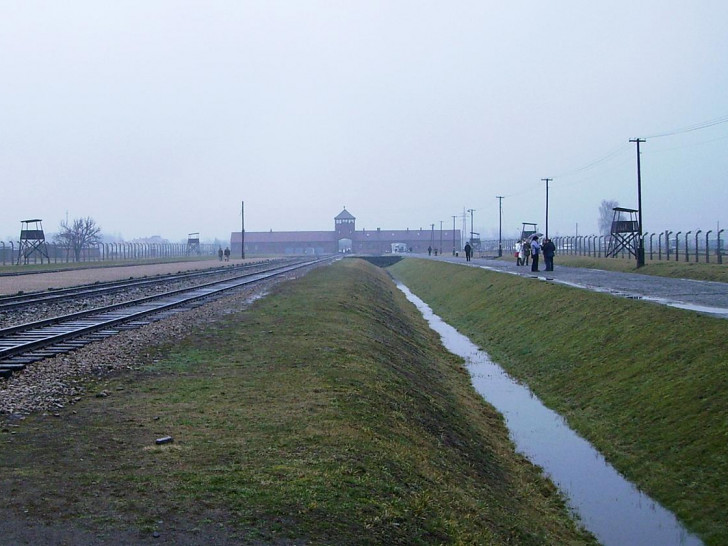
605;207;639;258
187;232;200;255
520;222;538;241
17;219;50;264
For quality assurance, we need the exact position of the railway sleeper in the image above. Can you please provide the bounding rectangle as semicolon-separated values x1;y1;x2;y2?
118;321;151;329
51;342;89;350
0;362;29;376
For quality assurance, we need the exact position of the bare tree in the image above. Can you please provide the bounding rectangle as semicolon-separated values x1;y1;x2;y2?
598;199;619;236
55;217;102;261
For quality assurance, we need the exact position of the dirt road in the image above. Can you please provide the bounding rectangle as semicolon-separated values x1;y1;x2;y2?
0;259;247;296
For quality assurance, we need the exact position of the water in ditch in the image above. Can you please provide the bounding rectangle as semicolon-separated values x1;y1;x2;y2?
397;283;703;546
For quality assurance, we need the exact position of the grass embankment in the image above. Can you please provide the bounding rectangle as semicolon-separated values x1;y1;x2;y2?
546;255;728;283
0;259;595;544
390;258;728;545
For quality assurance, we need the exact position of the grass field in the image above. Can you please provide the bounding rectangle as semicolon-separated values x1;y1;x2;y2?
0;260;595;544
390;258;728;545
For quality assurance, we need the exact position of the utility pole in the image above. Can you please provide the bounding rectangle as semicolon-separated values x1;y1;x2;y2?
452;215;456;255
461;208;467;248
241;201;245;260
439;220;443;255
541;178;552;239
467;208;475;245
630;138;646;267
496;196;504;257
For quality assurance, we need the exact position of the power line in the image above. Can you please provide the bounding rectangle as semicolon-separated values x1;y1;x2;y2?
553;154;633;190
643;113;728;139
498;113;728;200
650;132;728;154
553;143;631;179
552;114;728;181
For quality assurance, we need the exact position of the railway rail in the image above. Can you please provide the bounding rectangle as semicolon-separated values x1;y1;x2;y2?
0;260;291;310
0;256;334;378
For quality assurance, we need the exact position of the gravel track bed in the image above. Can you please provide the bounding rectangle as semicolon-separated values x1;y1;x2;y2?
0;267;310;426
0;266;269;329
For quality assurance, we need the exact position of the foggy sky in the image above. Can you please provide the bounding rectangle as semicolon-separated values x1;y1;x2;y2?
2;1;727;243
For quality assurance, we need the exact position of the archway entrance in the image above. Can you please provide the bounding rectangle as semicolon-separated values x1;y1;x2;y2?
338;238;352;253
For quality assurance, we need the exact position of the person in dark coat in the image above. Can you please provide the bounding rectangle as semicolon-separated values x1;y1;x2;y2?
464;242;472;262
530;235;541;272
542;238;556;271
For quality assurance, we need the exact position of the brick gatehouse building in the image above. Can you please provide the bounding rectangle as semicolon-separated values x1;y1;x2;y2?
230;209;462;256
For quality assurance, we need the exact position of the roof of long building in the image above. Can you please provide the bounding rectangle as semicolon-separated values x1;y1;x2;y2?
234;231;337;244
231;228;458;244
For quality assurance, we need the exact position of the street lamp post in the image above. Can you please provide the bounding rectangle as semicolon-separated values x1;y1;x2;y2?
467;209;475;245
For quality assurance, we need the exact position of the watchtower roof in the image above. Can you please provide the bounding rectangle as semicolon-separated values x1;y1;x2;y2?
335;209;355;220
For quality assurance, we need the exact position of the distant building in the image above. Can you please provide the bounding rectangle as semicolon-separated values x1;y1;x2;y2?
131;235;170;244
230;209;461;256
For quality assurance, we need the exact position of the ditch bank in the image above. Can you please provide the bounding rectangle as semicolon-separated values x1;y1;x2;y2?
0;259;595;544
389;257;728;545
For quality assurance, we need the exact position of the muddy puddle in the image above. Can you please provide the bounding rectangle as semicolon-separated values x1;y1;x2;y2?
397;283;702;546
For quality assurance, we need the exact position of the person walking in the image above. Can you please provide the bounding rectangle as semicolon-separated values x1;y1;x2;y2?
223;247;231;262
543;238;556;271
464;242;472;262
523;240;531;266
530;235;541;272
218;247;224;261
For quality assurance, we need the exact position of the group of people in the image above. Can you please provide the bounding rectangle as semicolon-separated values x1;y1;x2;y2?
514;236;555;272
435;237;555;270
218;247;231;261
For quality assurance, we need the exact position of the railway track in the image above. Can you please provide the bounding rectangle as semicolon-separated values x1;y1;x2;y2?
0;257;333;377
0;260;291;311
